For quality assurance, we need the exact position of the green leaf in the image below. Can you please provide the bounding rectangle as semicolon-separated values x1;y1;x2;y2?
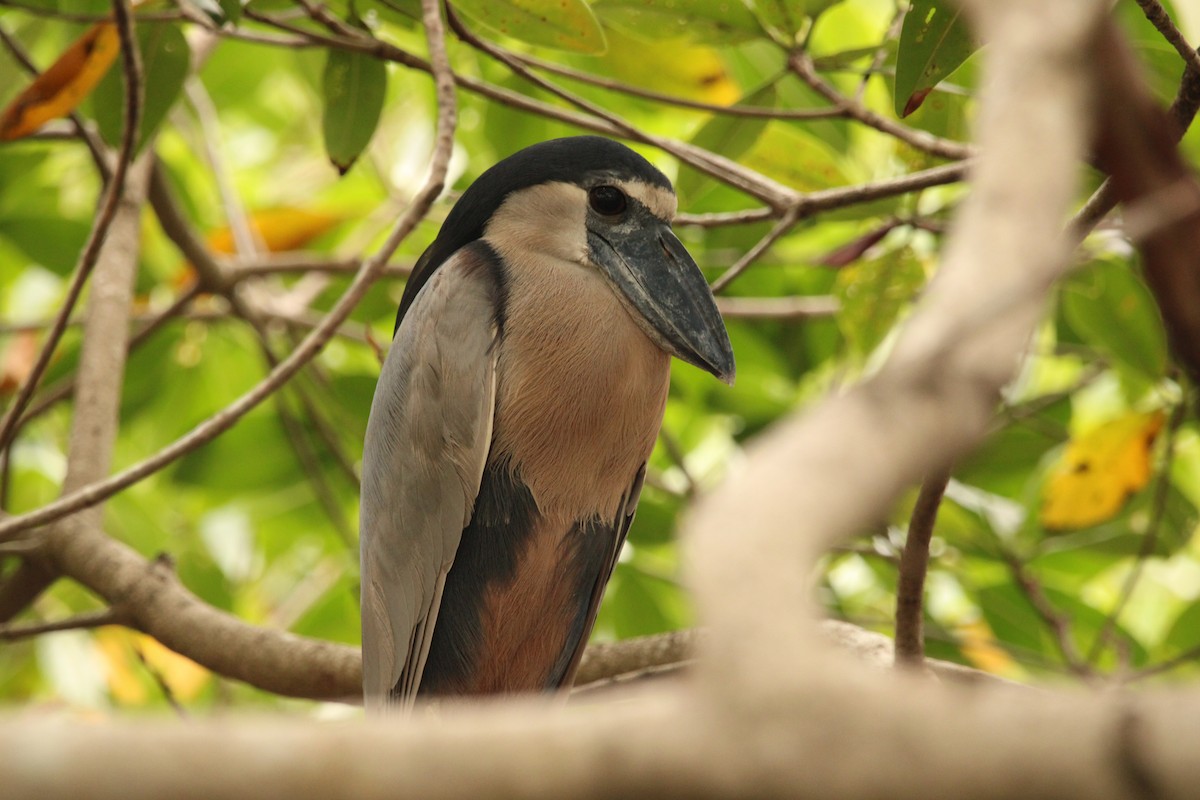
595;0;762;44
93;23;190;152
834;247;926;358
454;0;606;53
0;217;91;275
627;487;682;546
956;400;1069;498
291;580;361;644
588;26;739;105
676;84;776;203
174;411;304;492
322;48;387;174
600;563;688;638
806;0;845;15
751;0;844;41
1166;600;1200;654
742;122;847;193
893;0;975;117
218;0;244;24
974;584;1048;661
1061;259;1168;386
751;0;803;41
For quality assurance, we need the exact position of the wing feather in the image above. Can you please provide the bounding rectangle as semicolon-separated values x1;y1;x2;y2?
360;245;501;710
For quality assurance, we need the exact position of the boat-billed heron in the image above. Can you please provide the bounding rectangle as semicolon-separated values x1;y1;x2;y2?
360;136;734;709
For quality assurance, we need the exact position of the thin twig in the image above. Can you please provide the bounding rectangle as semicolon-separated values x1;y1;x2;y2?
788;51;975;161
893;470;950;667
1125;643;1200;683
243;8;631;138
511;54;840;120
710;206;803;293
0;0;184;21
231;256;411;280
0;607;125;641
1000;549;1092;678
675;208;776;227
657;428;697;499
132;643;190;718
796;161;969;218
855;5;904;103
1133;0;1200;76
715;295;839;320
184;79;261;258
236;7;970;234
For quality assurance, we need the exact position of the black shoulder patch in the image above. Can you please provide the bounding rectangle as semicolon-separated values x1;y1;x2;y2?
393;136;670;333
412;463;538;696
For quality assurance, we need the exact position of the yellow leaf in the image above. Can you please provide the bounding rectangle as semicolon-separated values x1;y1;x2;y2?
205;208;345;256
94;629;210;705
1040;410;1166;530
94;628;146;705
0;23;121;141
137;635;210;701
592;29;739;106
956;619;1023;677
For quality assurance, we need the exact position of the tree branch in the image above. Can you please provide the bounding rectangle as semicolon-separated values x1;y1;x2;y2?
0;607;125;641
893;470;950;667
788;50;975;161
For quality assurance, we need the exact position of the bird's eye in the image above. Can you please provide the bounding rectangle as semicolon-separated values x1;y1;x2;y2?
588;185;627;216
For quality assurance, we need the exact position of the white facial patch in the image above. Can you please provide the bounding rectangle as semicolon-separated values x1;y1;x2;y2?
620;180;677;223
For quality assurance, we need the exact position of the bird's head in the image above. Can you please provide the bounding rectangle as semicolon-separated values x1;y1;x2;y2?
399;136;735;384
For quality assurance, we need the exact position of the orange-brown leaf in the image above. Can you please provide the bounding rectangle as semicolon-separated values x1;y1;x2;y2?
0;23;121;141
205;208;345;255
0;331;40;396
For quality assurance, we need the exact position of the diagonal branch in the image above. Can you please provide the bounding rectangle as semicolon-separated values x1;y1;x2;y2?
788;50;975;161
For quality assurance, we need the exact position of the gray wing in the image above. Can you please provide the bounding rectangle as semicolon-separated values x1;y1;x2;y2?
360;247;499;711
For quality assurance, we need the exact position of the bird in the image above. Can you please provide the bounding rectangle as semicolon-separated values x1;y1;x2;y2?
359;135;735;710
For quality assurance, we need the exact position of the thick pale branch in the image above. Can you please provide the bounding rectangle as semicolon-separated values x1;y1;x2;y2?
689;0;1103;689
